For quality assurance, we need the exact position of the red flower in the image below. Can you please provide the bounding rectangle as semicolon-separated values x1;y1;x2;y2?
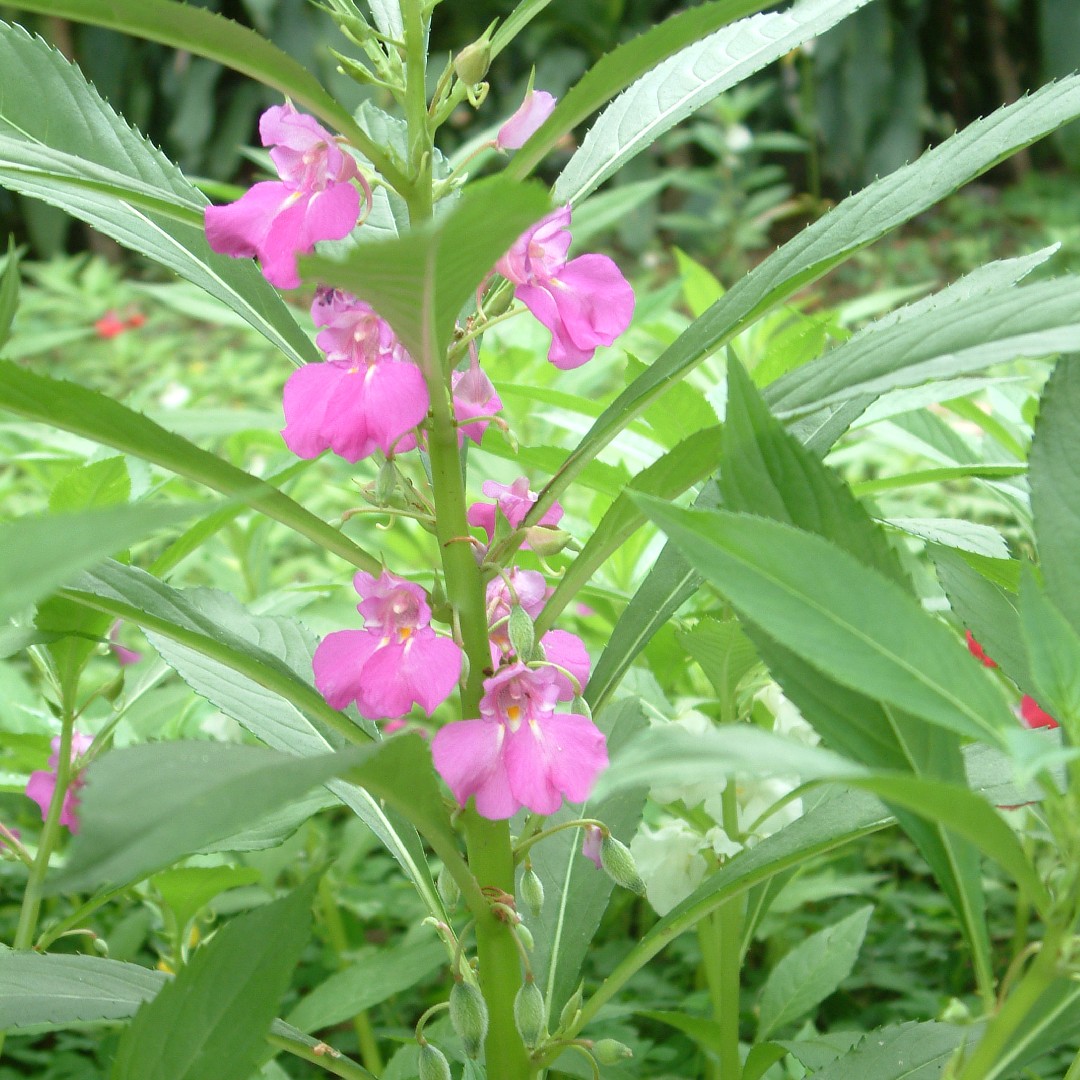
1020;696;1058;730
965;630;998;668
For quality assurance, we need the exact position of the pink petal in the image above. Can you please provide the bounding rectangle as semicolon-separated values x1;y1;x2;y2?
496;207;572;286
359;360;429;455
25;770;56;821
355;570;431;633
432;720;518;819
534;711;608;804
281;361;362;460
262;104;358;188
540;629;590;699
1020;695;1058;729
359;630;462;718
503;722;564;815
467;501;497;541
205;181;294;260
496;89;557;151
313;629;380;710
581;824;604;868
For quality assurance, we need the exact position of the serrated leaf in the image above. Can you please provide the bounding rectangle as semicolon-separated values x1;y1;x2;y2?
676;618;759;717
151;866;264;935
884;517;1010;559
303;176;551;365
111;883;314;1080
0;360;380;574
0;21;318;367
49;457;130;514
1019;565;1080;724
809;1020;973;1080
757;905;873;1039
553;0;870;205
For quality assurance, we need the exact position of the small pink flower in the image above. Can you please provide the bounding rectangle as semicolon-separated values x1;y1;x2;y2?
313;571;462;721
581;824;604;868
467;477;563;543
25;733;94;833
108;621;142;667
487;569;551;654
496;89;557;151
205;104;363;289
94;312;128;339
539;629;590;699
431;663;608;820
497;206;634;369
965;630;997;668
1020;695;1058;730
452;352;502;446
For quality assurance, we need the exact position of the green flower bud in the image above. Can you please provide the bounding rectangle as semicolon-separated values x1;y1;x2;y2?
91;935;109;958
523;525;572;557
375;459;398;504
418;1043;452;1080
594;1038;633;1065
453;39;492;86
515;922;535;951
557;984;584;1033
436;864;460;911
449;981;488;1058
514;978;546;1048
520;867;545;918
600;835;646;895
570;694;591;720
508;605;535;661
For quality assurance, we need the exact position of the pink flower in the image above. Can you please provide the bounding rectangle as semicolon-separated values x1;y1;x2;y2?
496;89;557;151
581;824;604;868
431;663;608;819
1020;695;1058;730
467;477;564;543
452;352;502;446
25;733;94;833
205;104;363;289
965;630;997;668
486;569;551;654
108;621;142;667
313;571;462;721
281;293;428;462
94;312;128;339
539;628;590;699
497;207;634;369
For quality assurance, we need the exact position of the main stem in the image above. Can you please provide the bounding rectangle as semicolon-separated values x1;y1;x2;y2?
400;3;529;1075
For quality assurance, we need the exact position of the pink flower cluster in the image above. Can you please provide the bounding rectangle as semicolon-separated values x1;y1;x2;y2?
26;733;93;833
205;104;364;289
467;477;563;546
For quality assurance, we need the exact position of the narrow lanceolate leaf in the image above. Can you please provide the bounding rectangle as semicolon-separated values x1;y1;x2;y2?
1029;358;1080;635
634;499;1017;746
0;503;207;622
303;176;551;365
533;75;1080;517
554;0;869;205
0;361;380;574
0;236;19;351
507;0;773;178
0;21;318;368
0;1;402;184
767;278;1080;418
757;906;873;1039
111;883;314;1080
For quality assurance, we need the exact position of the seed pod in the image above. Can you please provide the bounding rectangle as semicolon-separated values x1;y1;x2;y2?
436;864;460;911
515;922;535;951
520;867;545;918
450;981;489;1059
600;835;646;896
507;605;535;661
594;1038;633;1064
514;978;546;1048
523;525;572;557
418;1043;452;1080
453;39;492;86
558;984;584;1033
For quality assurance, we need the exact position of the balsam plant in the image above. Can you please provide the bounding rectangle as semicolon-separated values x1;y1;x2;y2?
2;1;1080;1079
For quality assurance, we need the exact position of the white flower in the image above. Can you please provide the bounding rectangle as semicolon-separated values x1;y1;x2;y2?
631;821;709;916
650;709;727;810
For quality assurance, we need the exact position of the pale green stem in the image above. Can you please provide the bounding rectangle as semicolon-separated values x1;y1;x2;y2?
266;1032;378;1080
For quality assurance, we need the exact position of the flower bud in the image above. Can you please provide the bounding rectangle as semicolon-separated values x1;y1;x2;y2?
514;978;546;1048
450;981;488;1058
91;935;109;957
453;39;492;86
523;525;572;557
375;459;398;504
418;1043;452;1080
520;867;545;918
571;694;591;720
436;864;460;911
558;984;584;1033
594;1038;633;1064
601;835;646;895
508;605;535;661
515;922;535;951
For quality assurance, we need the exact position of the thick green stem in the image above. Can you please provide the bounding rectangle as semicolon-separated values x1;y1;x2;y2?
699;901;743;1080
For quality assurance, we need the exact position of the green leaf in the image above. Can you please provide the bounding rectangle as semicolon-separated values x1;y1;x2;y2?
552;0;869;205
0;22;318;368
151;866;264;936
505;0;772;178
59;562;447;919
809;1020;974;1080
111;883;314;1080
0;236;19;350
676;618;759;719
0;503;209;622
1;2;402;185
757;905;873;1039
636;1010;724;1055
1019;565;1080;725
767;278;1080;418
286;939;446;1034
0;360;380;573
536;74;1080;514
629;356;717;447
1030;357;1080;634
303;176;551;365
634;499;1016;745
49;457;130;514
50;742;373;893
674;247;725;319
884;517;1009;560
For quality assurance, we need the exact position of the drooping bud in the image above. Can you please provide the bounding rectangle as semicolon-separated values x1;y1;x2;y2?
418;1042;453;1080
514;978;546;1048
571;694;591;720
449;981;489;1058
600;835;646;895
453;38;492;86
515;922;535;951
558;984;584;1033
508;605;536;660
437;864;460;911
523;525;572;558
594;1039;634;1064
520;866;545;918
